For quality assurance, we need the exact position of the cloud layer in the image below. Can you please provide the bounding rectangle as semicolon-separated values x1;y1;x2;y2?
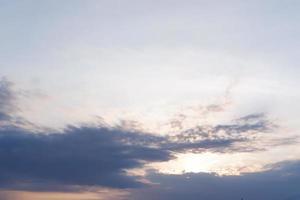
130;161;300;200
0;125;172;190
0;78;295;195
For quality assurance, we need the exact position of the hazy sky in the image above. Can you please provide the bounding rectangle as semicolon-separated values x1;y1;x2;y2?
1;1;300;199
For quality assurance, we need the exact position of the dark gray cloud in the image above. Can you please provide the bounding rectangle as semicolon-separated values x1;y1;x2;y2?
130;161;300;200
0;126;172;190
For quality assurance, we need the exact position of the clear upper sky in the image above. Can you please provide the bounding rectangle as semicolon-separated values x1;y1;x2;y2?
0;1;300;200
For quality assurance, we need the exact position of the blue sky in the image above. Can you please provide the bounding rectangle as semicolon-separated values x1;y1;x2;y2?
1;1;300;199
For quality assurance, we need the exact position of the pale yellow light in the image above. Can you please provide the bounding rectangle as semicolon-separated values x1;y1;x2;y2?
150;152;266;175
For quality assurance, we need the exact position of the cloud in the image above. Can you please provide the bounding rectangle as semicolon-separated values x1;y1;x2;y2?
0;115;274;191
0;78;42;130
0;78;15;122
164;113;276;153
0;114;278;192
130;160;300;200
0;125;172;191
0;77;293;193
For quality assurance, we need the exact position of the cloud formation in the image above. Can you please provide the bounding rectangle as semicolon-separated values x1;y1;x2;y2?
0;116;275;191
0;78;15;122
0;126;172;190
0;78;292;193
130;161;300;200
0;79;172;190
164;113;275;153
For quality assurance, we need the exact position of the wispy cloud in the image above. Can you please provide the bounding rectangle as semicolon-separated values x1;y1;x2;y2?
0;78;16;122
164;113;276;153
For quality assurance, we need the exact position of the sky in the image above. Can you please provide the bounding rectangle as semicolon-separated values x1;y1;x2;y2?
0;0;300;199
